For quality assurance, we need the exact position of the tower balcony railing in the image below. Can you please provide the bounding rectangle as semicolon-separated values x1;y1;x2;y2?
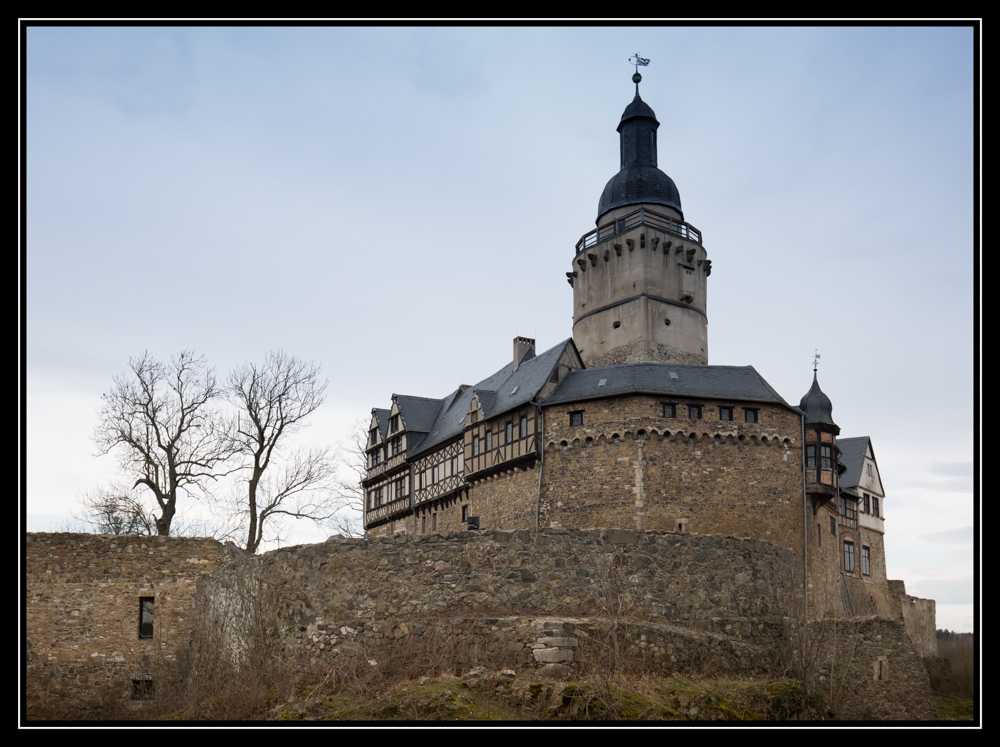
575;207;702;256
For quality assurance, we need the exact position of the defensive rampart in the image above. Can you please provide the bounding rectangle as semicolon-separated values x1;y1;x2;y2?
25;529;934;721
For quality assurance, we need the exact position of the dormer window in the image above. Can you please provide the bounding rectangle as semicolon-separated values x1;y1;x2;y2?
389;415;400;433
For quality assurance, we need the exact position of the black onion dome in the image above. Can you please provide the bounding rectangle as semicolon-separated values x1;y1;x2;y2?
597;93;682;223
799;373;838;429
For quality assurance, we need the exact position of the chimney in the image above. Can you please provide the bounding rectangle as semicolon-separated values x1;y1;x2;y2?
513;336;535;370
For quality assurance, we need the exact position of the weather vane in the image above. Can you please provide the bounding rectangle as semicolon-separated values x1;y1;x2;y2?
813;349;821;373
629;53;649;92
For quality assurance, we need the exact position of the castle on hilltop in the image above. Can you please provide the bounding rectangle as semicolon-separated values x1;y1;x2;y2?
26;66;938;722
361;70;922;624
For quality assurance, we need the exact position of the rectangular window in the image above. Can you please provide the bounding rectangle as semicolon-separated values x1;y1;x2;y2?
369;428;379;446
139;597;154;639
461;504;468;522
519;415;527;439
419;471;425;490
817;523;822;547
863;492;870;513
431;513;437;532
131;676;154;700
505;421;513;444
486;431;493;451
830;516;836;536
872;496;880;518
569;411;583;427
862;546;871;576
472;435;480;456
843;540;855;573
396;477;406;498
389;414;400;433
744;408;759;423
806;445;816;469
662;403;676;418
688;404;702;420
821;444;832;469
719;407;733;421
451;455;459;476
421;515;426;533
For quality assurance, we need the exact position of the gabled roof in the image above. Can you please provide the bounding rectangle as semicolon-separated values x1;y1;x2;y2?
392;394;448;454
543;363;796;409
837;436;873;491
403;338;578;460
371;408;390;441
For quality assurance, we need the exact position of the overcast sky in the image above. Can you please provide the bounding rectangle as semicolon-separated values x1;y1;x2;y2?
22;24;978;633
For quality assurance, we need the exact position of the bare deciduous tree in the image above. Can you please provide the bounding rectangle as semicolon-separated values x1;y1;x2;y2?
76;482;156;536
227;352;337;553
94;351;232;536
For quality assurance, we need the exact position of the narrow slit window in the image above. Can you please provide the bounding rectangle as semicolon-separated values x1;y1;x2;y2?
139;597;154;639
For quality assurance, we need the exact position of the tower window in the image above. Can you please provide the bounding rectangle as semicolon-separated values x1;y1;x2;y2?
862;546;871;576
806;445;816;469
744;408;759;423
662;403;676;418
719;407;733;421
688;405;703;420
569;411;584;427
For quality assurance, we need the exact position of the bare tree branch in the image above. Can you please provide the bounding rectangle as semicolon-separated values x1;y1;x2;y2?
329;418;368;538
227;352;338;553
74;483;157;536
94;351;233;535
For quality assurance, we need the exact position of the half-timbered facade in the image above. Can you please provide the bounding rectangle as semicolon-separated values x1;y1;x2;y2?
363;337;585;536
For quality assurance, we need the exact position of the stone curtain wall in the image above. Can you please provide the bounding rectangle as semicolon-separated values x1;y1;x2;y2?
807;617;935;719
207;528;799;669
25;533;228;719
888;580;938;659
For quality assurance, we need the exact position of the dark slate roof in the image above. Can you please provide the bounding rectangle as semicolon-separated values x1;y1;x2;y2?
619;93;658;126
597;92;682;221
799;373;838;428
836;436;871;490
372;408;390;441
543;363;795;409
597;165;682;221
404;339;577;460
393;395;448;453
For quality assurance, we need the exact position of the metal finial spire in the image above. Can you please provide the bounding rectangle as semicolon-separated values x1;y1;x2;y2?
813;349;821;373
629;53;649;93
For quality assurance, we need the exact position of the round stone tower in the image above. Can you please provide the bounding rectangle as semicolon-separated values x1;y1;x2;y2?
569;79;710;368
